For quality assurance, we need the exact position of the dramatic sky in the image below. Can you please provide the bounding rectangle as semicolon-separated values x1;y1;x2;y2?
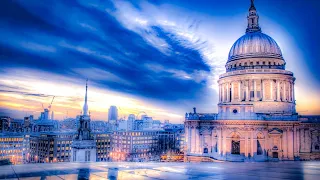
0;0;319;123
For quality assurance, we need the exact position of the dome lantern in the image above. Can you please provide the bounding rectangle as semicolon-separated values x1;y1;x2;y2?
246;0;261;33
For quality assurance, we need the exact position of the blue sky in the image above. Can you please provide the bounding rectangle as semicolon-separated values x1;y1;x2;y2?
0;0;319;122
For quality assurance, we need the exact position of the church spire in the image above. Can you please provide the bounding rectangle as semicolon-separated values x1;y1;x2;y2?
83;79;89;116
250;0;256;11
246;0;261;33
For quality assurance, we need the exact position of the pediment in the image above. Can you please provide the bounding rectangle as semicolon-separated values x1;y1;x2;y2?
268;128;283;134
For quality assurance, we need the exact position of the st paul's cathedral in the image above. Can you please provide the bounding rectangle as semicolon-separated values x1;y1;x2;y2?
185;0;320;162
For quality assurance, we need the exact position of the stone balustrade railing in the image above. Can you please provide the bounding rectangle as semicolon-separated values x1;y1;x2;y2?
220;69;293;78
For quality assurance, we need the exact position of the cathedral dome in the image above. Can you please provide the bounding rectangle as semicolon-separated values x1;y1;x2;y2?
228;32;283;62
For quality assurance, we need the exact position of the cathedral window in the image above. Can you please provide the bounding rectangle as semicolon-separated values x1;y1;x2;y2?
256;62;259;65
315;145;319;150
263;61;265;65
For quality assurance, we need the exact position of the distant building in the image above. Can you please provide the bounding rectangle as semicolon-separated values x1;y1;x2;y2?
23;116;32;132
134;120;144;131
142;116;153;130
108;106;118;123
33;119;58;132
94;132;112;162
91;121;109;132
29;131;74;163
111;128;185;162
127;114;135;131
112;130;160;161
117;119;127;131
152;120;161;130
0;133;26;164
59;118;77;130
71;80;96;162
0;116;11;133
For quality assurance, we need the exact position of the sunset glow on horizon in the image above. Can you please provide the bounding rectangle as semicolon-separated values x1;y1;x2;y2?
1;0;320;123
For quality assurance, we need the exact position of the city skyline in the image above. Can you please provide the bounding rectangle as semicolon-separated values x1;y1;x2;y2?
1;0;320;123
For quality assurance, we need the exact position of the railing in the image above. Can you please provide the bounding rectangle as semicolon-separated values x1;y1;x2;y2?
186;113;299;121
185;113;218;120
226;65;285;72
220;68;293;78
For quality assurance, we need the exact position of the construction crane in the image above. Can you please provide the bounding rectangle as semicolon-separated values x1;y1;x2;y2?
48;96;55;112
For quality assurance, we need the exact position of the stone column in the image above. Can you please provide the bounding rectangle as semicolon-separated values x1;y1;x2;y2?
277;80;281;101
246;81;249;101
297;128;300;155
188;126;192;153
251;131;254;157
254;80;257;101
196;127;200;153
283;129;288;159
226;83;229;102
223;129;227;156
288;128;294;160
262;79;265;101
192;127;196;153
219;84;221;103
283;81;287;101
239;81;241;102
288;82;291;102
218;128;222;155
270;79;273;100
245;131;248;157
200;134;203;154
231;82;234;102
294;126;298;157
292;82;295;103
185;126;189;153
211;131;214;153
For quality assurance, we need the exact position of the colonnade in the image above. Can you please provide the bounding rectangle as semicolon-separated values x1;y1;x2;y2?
219;79;295;103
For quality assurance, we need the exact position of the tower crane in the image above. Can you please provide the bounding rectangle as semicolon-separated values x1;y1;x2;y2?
48;96;55;112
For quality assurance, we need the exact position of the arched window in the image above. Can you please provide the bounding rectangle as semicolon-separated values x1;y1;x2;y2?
257;62;259;65
315;145;320;150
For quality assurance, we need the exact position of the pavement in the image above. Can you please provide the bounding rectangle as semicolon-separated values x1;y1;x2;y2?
0;161;319;180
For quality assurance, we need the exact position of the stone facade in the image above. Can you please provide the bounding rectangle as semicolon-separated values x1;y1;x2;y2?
184;1;320;162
